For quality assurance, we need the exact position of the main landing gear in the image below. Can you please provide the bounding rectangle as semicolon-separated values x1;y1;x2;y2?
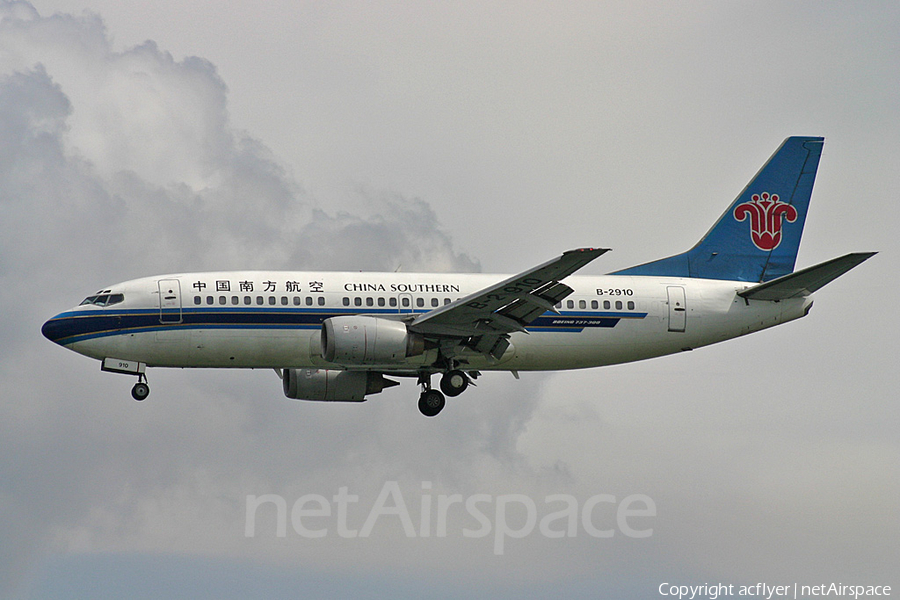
131;374;150;401
439;369;469;397
417;370;474;417
418;389;445;417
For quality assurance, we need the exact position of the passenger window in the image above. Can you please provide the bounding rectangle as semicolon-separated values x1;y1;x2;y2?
219;296;226;305
366;297;374;307
603;300;610;310
555;302;562;309
416;298;424;308
401;298;409;307
281;297;288;305
390;298;398;307
206;296;213;305
244;296;251;305
591;300;598;309
194;296;201;305
317;297;325;306
293;297;301;306
566;300;574;309
444;298;451;305
304;297;312;306
579;300;586;309
354;297;362;307
431;298;439;307
231;296;239;305
627;301;635;310
377;298;385;307
615;300;623;310
343;298;350;306
268;297;276;305
256;296;263;305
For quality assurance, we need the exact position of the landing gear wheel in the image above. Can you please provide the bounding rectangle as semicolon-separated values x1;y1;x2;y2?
440;370;469;397
418;389;445;417
131;382;150;401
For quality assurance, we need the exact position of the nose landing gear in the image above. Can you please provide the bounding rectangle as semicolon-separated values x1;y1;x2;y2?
131;374;150;401
101;358;150;401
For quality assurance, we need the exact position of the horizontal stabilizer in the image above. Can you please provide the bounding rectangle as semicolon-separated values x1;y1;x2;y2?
738;252;876;301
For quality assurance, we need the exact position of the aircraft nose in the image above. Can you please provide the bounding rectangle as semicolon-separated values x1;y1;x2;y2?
41;315;67;345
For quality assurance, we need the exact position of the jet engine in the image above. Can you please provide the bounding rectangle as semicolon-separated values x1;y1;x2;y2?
282;368;398;402
321;316;425;366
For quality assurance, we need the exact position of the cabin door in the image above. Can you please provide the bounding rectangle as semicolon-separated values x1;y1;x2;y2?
158;279;183;324
667;286;686;332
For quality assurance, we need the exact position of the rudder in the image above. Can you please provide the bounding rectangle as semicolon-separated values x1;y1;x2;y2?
614;136;824;282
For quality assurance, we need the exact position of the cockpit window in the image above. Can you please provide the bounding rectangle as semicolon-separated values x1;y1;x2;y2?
79;293;124;307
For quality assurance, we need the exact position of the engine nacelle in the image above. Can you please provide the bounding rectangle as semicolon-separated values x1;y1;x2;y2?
321;316;425;366
282;368;398;402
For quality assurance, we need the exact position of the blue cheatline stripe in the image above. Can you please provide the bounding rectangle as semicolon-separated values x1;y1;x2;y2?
46;308;648;345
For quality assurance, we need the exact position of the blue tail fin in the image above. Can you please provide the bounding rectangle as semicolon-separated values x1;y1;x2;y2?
614;136;824;282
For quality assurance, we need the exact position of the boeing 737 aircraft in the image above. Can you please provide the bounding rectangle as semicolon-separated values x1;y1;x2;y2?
42;137;874;416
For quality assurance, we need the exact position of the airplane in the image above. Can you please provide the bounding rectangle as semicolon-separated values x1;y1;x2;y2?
42;136;875;416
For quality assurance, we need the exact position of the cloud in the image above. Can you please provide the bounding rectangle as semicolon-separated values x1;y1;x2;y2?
2;1;898;597
0;3;494;595
0;1;479;274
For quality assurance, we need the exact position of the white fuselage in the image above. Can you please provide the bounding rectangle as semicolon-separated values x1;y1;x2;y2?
48;271;812;373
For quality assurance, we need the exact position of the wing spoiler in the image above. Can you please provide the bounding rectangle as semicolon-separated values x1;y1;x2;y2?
738;252;876;301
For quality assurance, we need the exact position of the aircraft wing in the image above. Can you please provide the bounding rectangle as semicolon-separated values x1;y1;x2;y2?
738;252;876;301
409;248;609;358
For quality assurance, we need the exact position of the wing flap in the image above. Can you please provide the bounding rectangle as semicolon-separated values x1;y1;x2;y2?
738;252;876;301
468;335;511;361
497;282;572;324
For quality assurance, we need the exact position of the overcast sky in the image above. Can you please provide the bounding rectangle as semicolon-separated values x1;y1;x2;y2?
1;1;898;598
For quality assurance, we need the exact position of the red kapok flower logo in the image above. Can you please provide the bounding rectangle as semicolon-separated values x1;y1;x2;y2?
733;192;798;251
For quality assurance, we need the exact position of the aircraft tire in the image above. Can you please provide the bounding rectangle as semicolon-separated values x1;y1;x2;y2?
418;389;445;417
440;370;468;397
132;382;150;401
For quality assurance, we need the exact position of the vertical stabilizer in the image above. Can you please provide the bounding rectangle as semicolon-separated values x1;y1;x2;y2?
614;136;824;282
